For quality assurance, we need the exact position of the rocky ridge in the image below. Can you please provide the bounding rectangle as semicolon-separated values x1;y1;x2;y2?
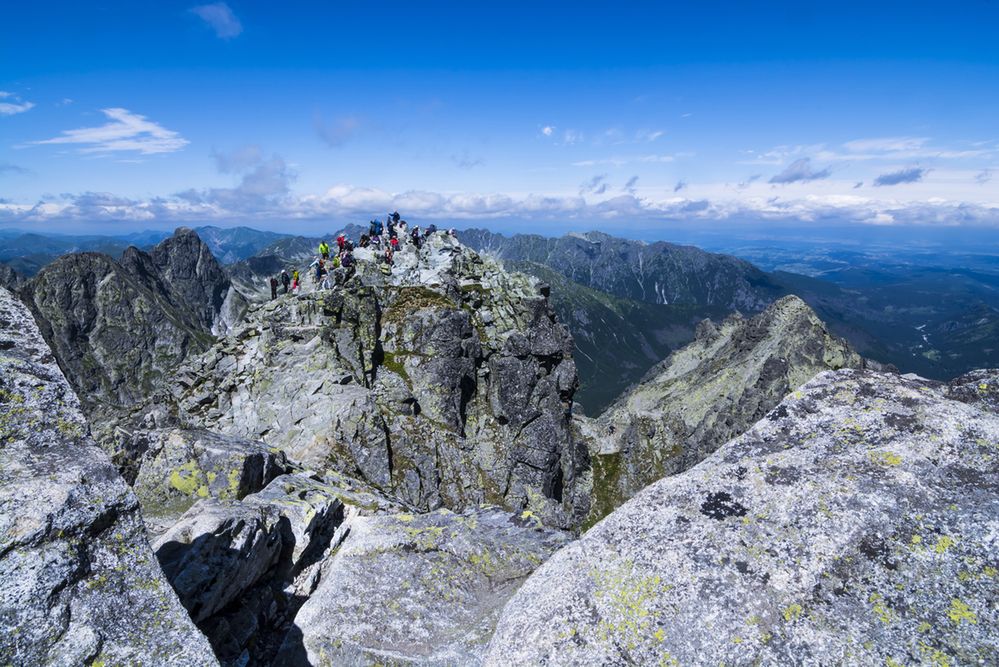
172;233;589;529
582;294;882;525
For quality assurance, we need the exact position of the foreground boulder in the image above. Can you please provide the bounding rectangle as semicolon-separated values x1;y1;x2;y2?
132;428;290;537
0;288;217;666
486;369;999;666
155;471;403;664
585;295;878;525
175;235;589;528
279;506;572;666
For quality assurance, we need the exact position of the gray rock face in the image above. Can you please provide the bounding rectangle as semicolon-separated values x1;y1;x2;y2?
486;369;999;666
22;229;248;475
132;428;290;537
155;470;402;665
173;235;589;529
585;295;877;525
0;263;20;290
945;369;999;415
0;288;218;667
280;506;573;666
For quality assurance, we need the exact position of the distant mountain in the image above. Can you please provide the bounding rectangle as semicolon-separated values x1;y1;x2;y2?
0;229;172;276
193;225;290;264
459;229;783;311
460;228;999;388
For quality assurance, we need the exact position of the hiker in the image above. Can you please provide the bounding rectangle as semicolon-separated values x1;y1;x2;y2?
310;257;323;283
359;234;370;248
448;228;457;237
341;251;356;281
390;210;401;224
425;223;437;236
384;245;394;266
280;269;290;294
410;226;422;248
318;241;330;260
390;236;399;252
269;276;278;300
292;269;300;292
336;233;346;251
373;218;384;237
398;220;407;237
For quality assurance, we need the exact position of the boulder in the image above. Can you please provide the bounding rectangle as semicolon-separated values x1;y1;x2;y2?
132;428;289;537
485;369;999;666
0;287;218;666
279;506;573;666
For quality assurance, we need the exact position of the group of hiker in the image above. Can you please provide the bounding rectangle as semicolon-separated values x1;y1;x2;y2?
267;212;456;299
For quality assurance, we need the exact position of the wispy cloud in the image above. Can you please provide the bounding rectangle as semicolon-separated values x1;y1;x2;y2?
769;158;831;184
32;108;188;154
843;136;929;153
635;129;664;142
212;145;263;173
315;114;362;148
975;169;992;185
541;125;555;137
189;2;243;39
562;129;584;145
623;175;639;194
0;162;29;175
0;91;35;116
873;167;927;186
571;154;676;167
451;150;484;169
579;174;608;195
673;180;687;192
177;154;294;211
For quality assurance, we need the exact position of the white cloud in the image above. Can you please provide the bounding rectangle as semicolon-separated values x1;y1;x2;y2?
32;108;189;154
541;125;555;137
0;91;35;116
571;154;676;167
190;2;243;39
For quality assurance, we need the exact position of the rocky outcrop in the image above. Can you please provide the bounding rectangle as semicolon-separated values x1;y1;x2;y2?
155;471;404;665
584;295;879;525
945;369;999;415
173;235;589;529
485;369;999;666
132;428;290;537
0;263;20;290
0;287;217;666
279;506;572;666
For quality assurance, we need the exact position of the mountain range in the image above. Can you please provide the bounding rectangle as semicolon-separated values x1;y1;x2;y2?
4;223;996;415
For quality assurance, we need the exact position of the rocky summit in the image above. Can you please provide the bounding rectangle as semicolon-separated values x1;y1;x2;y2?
583;294;882;525
485;369;999;666
0;287;217;666
172;234;589;529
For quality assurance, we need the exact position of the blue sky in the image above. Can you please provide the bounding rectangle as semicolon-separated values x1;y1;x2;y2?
1;1;998;235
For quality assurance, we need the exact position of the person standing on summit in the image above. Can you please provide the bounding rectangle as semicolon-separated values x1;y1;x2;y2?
318;240;330;260
269;276;278;300
280;269;291;294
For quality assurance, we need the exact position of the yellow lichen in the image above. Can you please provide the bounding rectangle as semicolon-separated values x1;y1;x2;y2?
868;451;903;466
947;599;976;626
933;535;956;554
783;603;803;622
